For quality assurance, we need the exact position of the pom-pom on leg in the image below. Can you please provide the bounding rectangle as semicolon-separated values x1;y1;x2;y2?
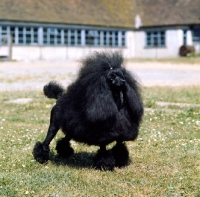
112;142;130;168
93;146;115;171
56;137;74;158
32;141;50;164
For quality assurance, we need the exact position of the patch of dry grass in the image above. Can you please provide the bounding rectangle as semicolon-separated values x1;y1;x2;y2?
0;73;75;83
128;57;200;65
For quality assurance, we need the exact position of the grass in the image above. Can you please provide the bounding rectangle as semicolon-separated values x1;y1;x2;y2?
0;72;75;83
0;86;200;197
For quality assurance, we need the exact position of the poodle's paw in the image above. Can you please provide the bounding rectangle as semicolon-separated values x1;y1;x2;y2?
32;141;50;164
93;149;115;171
56;138;74;158
112;142;130;168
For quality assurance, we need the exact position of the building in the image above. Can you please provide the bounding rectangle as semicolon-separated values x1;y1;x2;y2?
0;0;200;60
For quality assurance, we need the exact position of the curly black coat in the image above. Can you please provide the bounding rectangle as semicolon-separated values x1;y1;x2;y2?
33;51;144;171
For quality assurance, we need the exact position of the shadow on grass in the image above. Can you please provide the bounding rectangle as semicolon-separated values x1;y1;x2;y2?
49;151;132;170
49;151;96;169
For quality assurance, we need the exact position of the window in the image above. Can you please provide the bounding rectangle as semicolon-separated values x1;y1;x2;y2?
0;26;9;44
43;28;61;45
86;30;100;46
17;27;38;45
114;32;118;46
107;31;113;46
84;30;126;47
192;27;200;41
121;31;126;47
69;29;81;46
183;30;187;45
0;25;126;47
146;31;165;47
64;29;68;45
10;27;16;43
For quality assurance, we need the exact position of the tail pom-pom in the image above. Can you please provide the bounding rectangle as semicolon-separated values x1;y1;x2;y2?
43;81;64;99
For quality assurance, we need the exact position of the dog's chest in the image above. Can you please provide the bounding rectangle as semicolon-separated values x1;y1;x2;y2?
112;91;124;110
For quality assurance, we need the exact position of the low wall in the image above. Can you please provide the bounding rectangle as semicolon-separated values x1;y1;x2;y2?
0;46;132;61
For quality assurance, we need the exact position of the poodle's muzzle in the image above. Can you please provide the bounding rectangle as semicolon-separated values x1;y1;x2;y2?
111;76;125;87
107;69;125;88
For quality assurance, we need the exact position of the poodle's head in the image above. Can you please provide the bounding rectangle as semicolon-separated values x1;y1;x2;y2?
80;51;126;90
106;68;125;90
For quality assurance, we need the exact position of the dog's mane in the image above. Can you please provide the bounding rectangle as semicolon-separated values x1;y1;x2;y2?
77;51;124;83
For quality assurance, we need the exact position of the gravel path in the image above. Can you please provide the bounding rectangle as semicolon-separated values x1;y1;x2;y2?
0;60;200;91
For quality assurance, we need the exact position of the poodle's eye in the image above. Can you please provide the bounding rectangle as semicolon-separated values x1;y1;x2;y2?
109;75;116;81
107;71;117;81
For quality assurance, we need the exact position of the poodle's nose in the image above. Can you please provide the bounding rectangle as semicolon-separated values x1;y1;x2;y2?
113;77;125;86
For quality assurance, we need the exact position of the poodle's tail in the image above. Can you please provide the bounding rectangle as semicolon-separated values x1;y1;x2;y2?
43;81;64;99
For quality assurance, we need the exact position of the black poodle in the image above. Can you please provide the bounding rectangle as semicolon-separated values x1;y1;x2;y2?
33;51;143;171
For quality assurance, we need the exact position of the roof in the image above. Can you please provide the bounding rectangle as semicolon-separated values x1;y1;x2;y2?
137;0;200;27
0;0;200;29
0;0;135;29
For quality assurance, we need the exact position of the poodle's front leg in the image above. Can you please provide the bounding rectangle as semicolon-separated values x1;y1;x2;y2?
56;136;74;158
32;106;60;164
93;145;115;171
32;123;59;164
43;124;59;147
112;141;130;168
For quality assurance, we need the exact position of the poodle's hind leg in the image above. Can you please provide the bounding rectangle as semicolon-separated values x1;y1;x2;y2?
56;136;74;158
93;145;115;171
32;106;60;164
112;141;130;168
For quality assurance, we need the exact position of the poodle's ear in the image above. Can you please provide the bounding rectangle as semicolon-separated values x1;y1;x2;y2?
123;71;144;124
85;76;118;122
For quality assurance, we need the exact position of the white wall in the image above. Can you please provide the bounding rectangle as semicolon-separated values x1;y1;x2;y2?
186;30;193;45
193;42;200;54
123;31;135;58
0;46;10;56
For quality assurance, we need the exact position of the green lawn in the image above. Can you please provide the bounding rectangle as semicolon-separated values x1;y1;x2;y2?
0;86;199;197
